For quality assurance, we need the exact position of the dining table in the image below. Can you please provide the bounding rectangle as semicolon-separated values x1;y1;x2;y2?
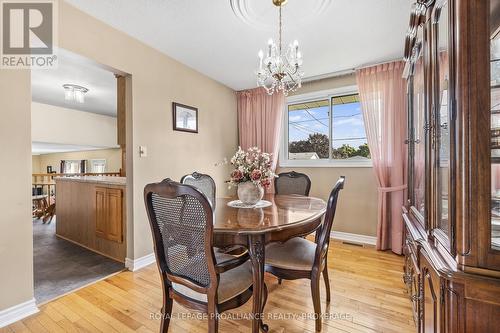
213;194;327;333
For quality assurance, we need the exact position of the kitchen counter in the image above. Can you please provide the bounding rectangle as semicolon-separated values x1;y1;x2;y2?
55;176;126;262
54;176;126;186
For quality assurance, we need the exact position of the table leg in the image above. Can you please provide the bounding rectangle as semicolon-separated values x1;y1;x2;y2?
248;234;269;333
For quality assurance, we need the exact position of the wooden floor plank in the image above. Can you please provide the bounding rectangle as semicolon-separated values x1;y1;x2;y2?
3;241;415;332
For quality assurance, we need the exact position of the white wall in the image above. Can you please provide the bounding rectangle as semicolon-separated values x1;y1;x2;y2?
31;102;118;148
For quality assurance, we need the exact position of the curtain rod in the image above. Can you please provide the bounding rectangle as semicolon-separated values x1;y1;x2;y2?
302;57;403;83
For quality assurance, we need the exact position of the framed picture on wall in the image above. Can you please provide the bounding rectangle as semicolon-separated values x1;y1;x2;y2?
173;102;198;133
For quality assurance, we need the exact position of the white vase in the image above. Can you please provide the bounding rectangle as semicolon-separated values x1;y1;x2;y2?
237;181;264;205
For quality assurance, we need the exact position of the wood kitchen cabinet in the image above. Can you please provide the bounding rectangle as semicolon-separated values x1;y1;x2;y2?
56;176;127;262
95;187;123;243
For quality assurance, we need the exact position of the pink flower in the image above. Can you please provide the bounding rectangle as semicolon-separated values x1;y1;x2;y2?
260;178;271;189
231;169;243;182
250;169;262;181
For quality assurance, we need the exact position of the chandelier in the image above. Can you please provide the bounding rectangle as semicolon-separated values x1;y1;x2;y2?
256;0;303;96
63;84;89;103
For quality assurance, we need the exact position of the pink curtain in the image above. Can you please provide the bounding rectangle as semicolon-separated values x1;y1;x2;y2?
356;61;407;254
237;87;284;193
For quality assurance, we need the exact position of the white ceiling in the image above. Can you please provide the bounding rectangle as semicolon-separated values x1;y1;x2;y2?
31;49;117;116
65;0;413;91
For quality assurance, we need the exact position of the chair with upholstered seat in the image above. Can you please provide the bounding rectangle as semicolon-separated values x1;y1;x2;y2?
144;179;259;332
265;176;345;332
274;171;311;196
181;172;216;208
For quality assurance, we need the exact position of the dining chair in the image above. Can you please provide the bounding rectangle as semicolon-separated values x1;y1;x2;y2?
181;171;216;208
265;176;345;332
144;179;257;333
180;171;246;256
274;171;311;196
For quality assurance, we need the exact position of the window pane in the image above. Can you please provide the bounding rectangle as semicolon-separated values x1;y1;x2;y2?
63;160;82;174
288;99;330;160
331;94;370;160
91;159;107;173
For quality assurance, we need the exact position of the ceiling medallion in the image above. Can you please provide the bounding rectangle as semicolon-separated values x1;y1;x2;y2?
62;84;89;104
230;0;332;30
256;0;303;96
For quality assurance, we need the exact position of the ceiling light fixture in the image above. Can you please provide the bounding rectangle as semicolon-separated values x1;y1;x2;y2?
256;0;303;96
62;84;89;103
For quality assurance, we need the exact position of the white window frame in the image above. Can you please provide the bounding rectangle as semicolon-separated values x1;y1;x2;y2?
280;85;373;168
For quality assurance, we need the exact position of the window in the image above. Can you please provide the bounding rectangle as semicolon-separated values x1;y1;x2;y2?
62;160;84;173
90;159;107;173
281;86;371;167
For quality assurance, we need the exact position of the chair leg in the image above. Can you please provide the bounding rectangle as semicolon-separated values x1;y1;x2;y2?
207;299;219;333
323;263;331;303
208;315;219;333
262;283;269;312
278;278;282;285
160;294;173;333
310;276;322;332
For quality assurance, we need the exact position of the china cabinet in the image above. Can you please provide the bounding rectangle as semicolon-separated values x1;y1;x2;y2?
403;0;500;331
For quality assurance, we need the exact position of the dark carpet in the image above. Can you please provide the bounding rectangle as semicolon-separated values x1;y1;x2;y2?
33;217;124;304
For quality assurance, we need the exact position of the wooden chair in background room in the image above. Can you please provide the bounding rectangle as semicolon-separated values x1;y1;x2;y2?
274;171;311;196
144;179;258;332
181;172;216;209
265;176;345;332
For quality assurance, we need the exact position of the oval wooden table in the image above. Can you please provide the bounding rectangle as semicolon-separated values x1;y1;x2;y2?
213;194;327;333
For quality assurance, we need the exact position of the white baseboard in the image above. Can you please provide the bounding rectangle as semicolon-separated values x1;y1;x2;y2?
0;298;38;328
125;253;156;272
330;231;377;246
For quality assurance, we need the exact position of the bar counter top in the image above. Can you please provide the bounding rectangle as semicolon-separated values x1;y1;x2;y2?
54;176;126;186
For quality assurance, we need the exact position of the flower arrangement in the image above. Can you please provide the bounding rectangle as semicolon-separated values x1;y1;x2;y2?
226;147;276;189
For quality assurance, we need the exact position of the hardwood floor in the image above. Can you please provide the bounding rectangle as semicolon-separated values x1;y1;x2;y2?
1;241;415;333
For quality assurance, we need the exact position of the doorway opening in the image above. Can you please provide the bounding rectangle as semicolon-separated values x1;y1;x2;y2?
31;48;130;304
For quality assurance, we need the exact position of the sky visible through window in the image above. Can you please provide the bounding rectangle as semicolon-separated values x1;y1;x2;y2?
288;99;367;149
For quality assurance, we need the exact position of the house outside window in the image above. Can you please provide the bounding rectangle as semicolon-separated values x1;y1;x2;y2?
280;85;371;167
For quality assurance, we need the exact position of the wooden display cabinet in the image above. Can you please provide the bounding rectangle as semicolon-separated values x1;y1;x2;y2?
403;0;500;331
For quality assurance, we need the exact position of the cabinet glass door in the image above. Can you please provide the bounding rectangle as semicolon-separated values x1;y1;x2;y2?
492;16;500;252
412;26;426;220
435;1;451;240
